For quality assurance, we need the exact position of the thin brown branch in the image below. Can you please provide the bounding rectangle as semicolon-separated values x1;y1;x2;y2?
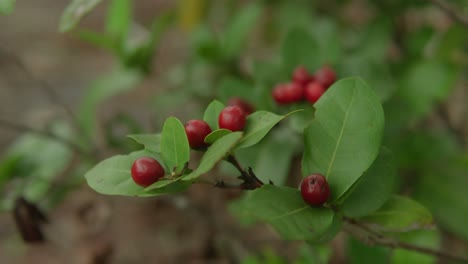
226;155;264;190
431;0;468;27
0;118;90;157
344;218;468;263
195;179;245;190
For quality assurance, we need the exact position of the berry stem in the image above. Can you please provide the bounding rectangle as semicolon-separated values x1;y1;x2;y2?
343;217;468;263
226;155;264;190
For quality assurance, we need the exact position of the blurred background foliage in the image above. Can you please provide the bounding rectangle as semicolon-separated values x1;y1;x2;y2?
0;0;467;263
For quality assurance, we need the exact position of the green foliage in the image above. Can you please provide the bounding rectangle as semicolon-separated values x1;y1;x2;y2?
183;132;243;181
302;78;385;202
0;0;15;15
204;129;231;144
341;147;396;217
160;117;190;174
203;100;225;129
348;238;389;264
59;0;103;32
392;230;440;264
282;28;319;74
231;185;335;241
127;134;161;153
105;0;131;41
361;196;433;232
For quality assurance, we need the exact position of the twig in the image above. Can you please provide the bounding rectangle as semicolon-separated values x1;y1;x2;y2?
0;47;92;144
195;179;244;190
0;118;90;157
344;218;468;263
226;155;264;190
430;0;468;27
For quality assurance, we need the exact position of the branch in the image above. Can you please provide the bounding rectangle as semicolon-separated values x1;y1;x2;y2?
0;118;90;157
226;155;264;190
344;218;468;263
430;0;468;27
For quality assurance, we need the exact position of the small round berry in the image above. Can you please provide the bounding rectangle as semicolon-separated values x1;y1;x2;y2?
300;174;330;206
304;81;326;104
272;84;290;105
292;66;312;86
131;157;165;187
314;65;336;89
228;97;255;115
185;119;212;148
218;106;247;132
283;82;304;103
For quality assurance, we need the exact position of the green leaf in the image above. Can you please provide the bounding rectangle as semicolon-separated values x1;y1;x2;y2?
59;0;103;32
203;100;225;130
236;110;299;149
340;147;396;217
85;150;190;196
0;0;15;15
221;3;261;58
75;29;119;53
218;77;253;103
183;132;243;181
282;28;319;74
302;78;384;202
105;0;131;40
399;61;456;119
78;67;142;140
348;238;389;264
361;196;433;232
204;129;231;145
160;117;190;174
232;185;335;241
127;133;161;153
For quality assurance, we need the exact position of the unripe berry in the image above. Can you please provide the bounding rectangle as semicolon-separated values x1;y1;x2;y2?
300;173;330;206
185;119;212;149
315;65;336;89
228;97;255;115
304;81;326;104
131;157;165;187
218;106;246;132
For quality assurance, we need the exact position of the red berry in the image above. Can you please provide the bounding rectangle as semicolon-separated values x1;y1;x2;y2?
314;65;336;89
304;81;326;104
300;174;330;206
228;97;255;115
292;66;312;86
185;119;212;148
131;157;165;187
218;106;246;131
272;83;304;104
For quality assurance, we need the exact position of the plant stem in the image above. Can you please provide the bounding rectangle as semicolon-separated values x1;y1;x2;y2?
226;155;264;190
344;218;468;263
430;0;468;27
0;118;90;157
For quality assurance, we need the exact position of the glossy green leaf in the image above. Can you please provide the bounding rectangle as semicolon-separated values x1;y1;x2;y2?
78;67;142;140
302;77;384;202
160;117;190;174
236;110;299;149
0;0;15;15
183;132;242;181
232;185;335;241
59;0;102;32
204;129;231;145
361;196;433;232
282;28;319;74
221;3;261;58
127;133;161;153
85;150;190;196
341;147;396;217
203;100;225;130
399;61;456;119
106;0;131;39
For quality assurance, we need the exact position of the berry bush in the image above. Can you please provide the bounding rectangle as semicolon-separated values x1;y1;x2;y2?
1;0;468;263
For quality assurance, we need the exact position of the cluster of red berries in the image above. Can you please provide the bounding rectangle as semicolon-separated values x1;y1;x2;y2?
272;65;336;105
131;98;253;187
